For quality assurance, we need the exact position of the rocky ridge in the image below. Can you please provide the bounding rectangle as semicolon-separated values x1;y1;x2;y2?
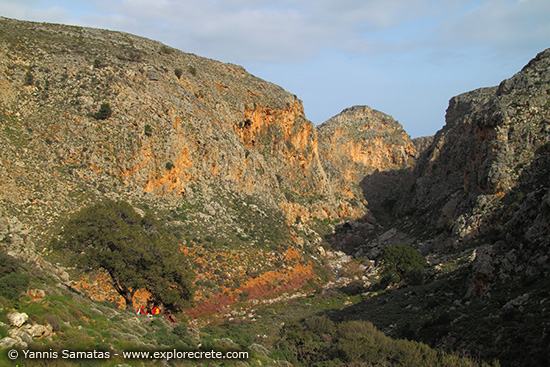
317;105;416;221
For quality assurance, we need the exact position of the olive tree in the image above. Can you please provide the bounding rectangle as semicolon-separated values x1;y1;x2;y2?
55;200;193;310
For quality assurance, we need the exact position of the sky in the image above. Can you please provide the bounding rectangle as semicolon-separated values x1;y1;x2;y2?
0;1;548;137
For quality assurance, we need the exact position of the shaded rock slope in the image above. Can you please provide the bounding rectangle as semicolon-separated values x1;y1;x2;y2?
328;49;550;367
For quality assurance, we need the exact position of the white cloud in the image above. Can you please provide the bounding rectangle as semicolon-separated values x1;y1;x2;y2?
0;0;548;64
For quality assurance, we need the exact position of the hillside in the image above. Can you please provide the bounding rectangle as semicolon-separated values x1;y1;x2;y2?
0;16;382;309
0;16;549;367
328;49;550;367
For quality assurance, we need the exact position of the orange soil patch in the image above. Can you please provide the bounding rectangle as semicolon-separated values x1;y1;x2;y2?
186;262;315;318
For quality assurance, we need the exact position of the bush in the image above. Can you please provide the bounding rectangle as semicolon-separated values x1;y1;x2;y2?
380;244;427;286
0;252;29;300
172;324;189;338
188;65;197;76
277;316;497;366
165;161;175;170
174;68;183;79
24;70;34;86
93;59;105;69
144;124;153;137
0;324;7;338
160;45;174;54
93;103;112;120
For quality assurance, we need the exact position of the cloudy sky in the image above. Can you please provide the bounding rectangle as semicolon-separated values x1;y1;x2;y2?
1;0;548;137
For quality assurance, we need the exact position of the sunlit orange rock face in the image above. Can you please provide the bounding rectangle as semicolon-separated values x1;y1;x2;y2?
318;105;417;209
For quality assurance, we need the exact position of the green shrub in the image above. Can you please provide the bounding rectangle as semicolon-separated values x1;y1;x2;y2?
172;324;188;338
0;252;19;274
93;102;112;120
144;124;153;137
0;252;29;300
174;68;183;79
165;161;175;170
93;59;105;69
160;45;174;54
188;65;197;76
24;70;34;86
0;273;29;300
278;316;497;366
0;324;7;339
380;244;427;286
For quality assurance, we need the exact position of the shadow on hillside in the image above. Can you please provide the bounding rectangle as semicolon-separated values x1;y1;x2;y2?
325;167;415;256
322;141;550;367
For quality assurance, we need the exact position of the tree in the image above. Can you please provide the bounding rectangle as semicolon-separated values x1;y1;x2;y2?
380;244;427;286
55;200;193;310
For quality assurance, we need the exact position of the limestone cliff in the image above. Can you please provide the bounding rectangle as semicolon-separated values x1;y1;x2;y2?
0;17;349;305
318;105;416;221
409;49;550;239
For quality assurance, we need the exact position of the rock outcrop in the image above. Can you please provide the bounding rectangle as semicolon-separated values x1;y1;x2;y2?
408;49;550;240
412;136;434;157
1;311;53;348
318;105;416;221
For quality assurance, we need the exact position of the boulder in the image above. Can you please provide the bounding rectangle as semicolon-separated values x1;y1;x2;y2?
7;312;28;327
29;324;54;338
0;337;18;349
9;329;32;344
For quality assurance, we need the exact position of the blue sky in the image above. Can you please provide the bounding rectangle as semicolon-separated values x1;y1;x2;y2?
1;0;548;137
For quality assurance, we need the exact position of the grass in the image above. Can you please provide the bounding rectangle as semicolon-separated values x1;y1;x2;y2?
202;289;362;351
1;113;29;148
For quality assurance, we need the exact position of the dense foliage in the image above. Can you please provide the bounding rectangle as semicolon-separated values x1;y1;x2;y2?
54;200;193;310
277;315;498;367
0;252;29;300
380;244;427;286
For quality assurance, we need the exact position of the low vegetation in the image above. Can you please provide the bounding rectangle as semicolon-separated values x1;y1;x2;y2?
93;102;112;120
277;315;499;367
0;252;29;300
144;124;153;137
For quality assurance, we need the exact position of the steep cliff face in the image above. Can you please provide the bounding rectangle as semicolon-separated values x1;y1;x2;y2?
412;136;434;157
317;106;416;218
409;48;550;239
324;51;550;367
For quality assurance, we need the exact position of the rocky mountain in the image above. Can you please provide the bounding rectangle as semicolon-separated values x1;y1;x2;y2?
0;16;332;235
328;49;550;367
411;135;434;156
1;16;549;367
317;105;416;222
405;49;550;244
0;17;416;309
